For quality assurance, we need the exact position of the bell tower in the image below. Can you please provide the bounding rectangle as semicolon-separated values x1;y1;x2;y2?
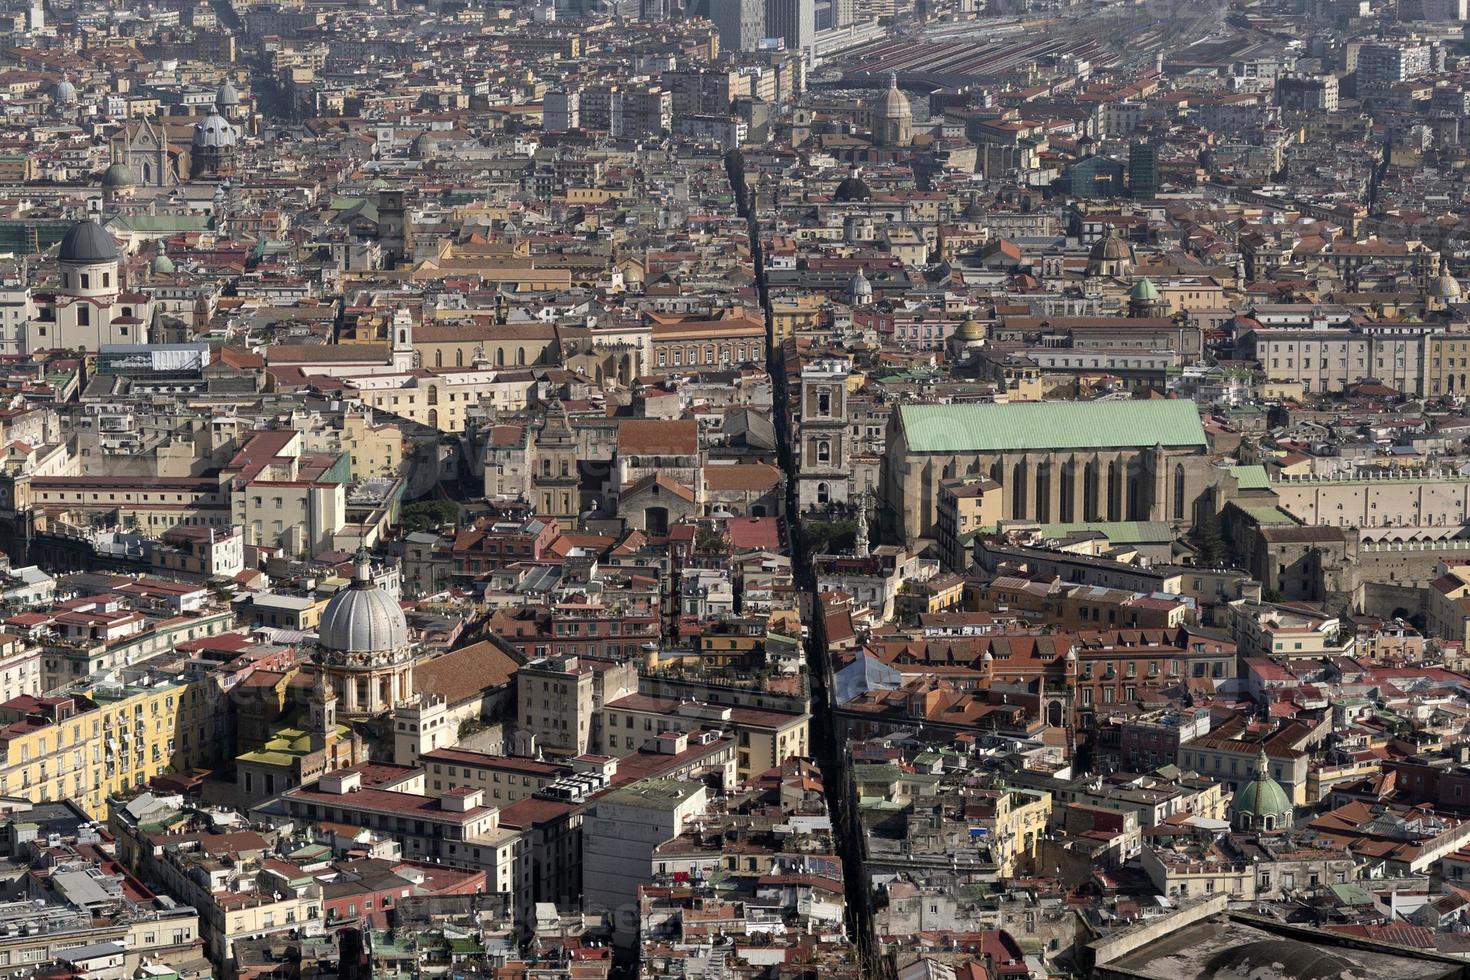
797;357;852;511
309;672;338;752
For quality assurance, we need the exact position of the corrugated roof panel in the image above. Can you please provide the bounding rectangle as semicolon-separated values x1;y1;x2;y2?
898;401;1208;454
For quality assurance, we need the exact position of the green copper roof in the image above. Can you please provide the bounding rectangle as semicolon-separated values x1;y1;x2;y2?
1231;764;1293;823
1228;464;1271;490
107;214;211;234
1035;521;1176;543
1243;505;1298;526
897;401;1207;454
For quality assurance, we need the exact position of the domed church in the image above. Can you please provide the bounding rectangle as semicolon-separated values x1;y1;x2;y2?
190;110;238;180
1230;747;1294;832
316;550;415;718
876;73;913;148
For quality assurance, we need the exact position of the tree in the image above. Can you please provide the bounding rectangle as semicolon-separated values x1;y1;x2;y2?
802;519;857;559
1196;508;1226;568
400;499;459;533
695;525;729;554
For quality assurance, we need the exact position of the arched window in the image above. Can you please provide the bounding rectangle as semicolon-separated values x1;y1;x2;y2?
434;350;443;368
817;390;831;415
517;348;526;366
455;349;463;367
496;348;505;367
817;441;831;464
817;482;830;504
1174;464;1186;521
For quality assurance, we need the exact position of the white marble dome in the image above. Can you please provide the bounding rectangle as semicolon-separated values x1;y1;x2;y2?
318;563;408;655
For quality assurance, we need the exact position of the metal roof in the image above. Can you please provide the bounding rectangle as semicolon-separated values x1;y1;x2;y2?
1034;521;1177;543
897;400;1207;454
1228;464;1272;490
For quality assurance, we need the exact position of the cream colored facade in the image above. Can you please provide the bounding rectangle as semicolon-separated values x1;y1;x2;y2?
13;474;231;533
601;698;809;781
1179;740;1309;806
1272;471;1470;539
936;477;1003;569
1248;330;1426;397
1427;333;1470;397
0;904;200;977
0;636;40;705
1156;277;1226;314
1427;563;1470;645
348;370;537;433
301;411;404;481
1141;845;1255;901
422;749;564;805
518;656;598;758
238;480;344;556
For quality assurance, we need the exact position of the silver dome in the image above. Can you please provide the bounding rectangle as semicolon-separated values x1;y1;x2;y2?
216;79;241;108
193;112;238;149
53;79;77;104
317;578;408;655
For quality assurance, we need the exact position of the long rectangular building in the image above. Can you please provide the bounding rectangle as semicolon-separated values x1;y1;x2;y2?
881;400;1213;543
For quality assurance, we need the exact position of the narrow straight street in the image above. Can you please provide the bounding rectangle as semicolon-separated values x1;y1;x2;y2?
727;151;882;976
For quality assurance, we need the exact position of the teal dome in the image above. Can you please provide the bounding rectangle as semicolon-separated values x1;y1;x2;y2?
150;251;175;275
1230;747;1293;832
101;162;135;189
1129;277;1159;301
